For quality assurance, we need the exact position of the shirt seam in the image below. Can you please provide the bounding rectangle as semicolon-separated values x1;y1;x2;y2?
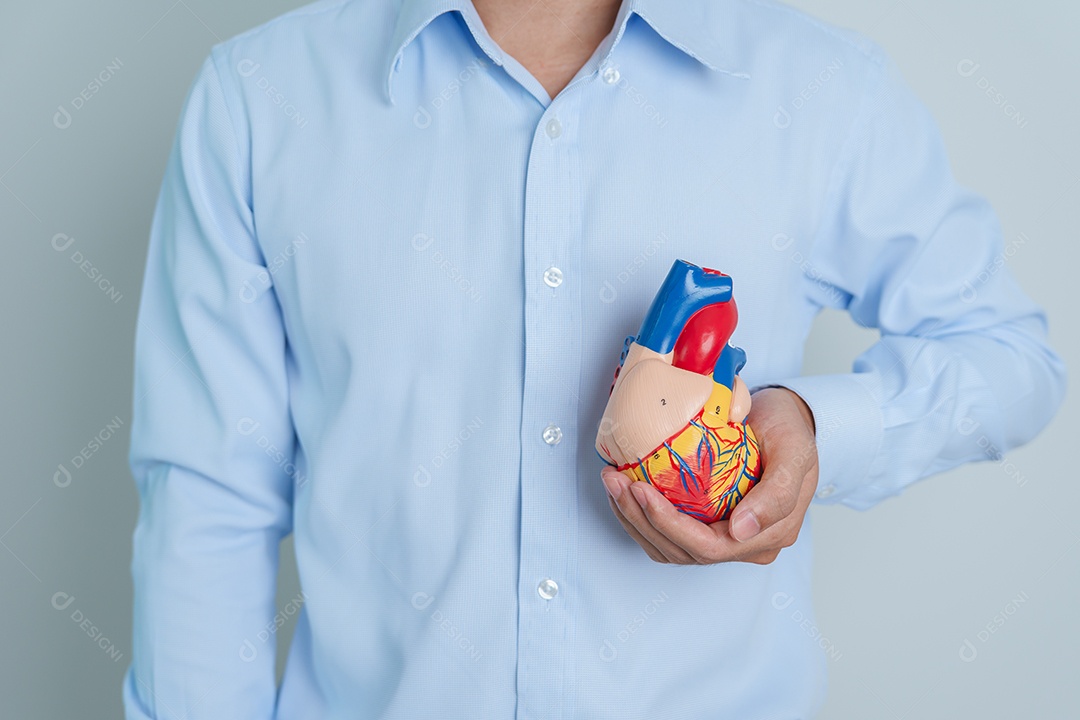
209;0;353;54
206;47;268;271
739;0;880;61
207;49;247;195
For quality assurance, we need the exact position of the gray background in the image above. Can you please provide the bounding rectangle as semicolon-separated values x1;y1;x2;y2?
1;1;1076;717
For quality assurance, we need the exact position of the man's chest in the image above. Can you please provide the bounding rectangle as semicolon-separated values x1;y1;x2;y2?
244;74;828;393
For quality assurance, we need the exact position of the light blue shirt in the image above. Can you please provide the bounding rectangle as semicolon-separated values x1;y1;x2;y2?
124;0;1066;717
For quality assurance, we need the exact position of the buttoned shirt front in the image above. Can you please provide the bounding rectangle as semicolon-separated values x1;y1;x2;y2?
123;0;1065;718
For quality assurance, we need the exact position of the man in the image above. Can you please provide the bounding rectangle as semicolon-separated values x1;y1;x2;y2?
124;0;1065;717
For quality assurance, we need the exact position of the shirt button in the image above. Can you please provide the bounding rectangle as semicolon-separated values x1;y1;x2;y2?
542;424;563;446
537;579;559;600
543;266;563;288
602;66;620;84
816;484;837;499
545;117;562;139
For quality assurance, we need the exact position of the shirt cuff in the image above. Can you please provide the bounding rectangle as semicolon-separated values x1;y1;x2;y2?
751;373;884;509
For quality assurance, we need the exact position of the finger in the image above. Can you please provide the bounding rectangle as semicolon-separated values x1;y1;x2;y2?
606;495;669;563
724;472;816;561
604;467;808;565
728;423;816;542
741;548;782;565
602;469;696;564
601;469;671;562
629;481;767;564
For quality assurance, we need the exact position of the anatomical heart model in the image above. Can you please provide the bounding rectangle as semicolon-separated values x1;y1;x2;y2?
595;259;762;523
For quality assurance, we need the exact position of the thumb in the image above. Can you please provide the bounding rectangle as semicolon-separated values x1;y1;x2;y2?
728;423;814;542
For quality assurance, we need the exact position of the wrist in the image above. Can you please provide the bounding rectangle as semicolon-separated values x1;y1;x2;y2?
751;386;816;435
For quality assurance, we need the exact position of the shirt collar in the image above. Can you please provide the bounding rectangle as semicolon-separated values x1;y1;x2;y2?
383;0;750;104
627;0;750;78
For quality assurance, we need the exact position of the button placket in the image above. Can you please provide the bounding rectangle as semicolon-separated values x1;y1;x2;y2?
515;91;585;720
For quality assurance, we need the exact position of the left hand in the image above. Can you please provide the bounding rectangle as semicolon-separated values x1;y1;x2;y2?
599;387;819;565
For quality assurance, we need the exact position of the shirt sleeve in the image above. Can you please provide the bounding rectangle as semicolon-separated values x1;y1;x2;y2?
761;47;1066;511
122;48;294;718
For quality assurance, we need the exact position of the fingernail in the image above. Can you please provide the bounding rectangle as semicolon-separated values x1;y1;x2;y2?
601;470;624;500
630;482;649;511
731;511;760;542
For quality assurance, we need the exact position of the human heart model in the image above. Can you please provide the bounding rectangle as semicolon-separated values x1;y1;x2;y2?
595;259;762;523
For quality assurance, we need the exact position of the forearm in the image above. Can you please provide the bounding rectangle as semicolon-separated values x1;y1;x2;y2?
124;464;287;719
774;314;1064;509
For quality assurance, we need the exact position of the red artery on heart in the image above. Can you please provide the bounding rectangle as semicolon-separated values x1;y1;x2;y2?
671;300;738;376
